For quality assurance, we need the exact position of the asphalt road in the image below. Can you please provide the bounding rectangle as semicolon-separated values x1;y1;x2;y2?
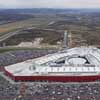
0;30;21;42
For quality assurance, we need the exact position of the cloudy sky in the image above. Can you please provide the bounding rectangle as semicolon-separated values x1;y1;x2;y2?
0;0;100;8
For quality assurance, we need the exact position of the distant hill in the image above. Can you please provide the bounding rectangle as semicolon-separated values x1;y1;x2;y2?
0;8;100;25
1;8;100;15
0;9;34;25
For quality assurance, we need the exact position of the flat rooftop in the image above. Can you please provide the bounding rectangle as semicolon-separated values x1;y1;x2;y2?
4;46;100;76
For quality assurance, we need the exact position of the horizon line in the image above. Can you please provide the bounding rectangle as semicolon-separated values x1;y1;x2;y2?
1;7;100;9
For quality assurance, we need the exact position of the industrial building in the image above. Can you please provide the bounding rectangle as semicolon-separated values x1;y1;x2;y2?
4;31;100;82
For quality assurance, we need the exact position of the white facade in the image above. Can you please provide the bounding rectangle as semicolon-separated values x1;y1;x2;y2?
5;46;100;76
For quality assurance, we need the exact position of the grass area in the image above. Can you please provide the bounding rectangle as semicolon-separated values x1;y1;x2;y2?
95;27;100;30
0;17;60;36
0;47;57;53
0;28;19;36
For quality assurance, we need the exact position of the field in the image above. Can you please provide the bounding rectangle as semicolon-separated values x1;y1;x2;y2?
0;12;62;35
0;9;100;47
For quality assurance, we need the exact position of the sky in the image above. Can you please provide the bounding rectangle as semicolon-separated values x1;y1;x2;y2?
0;0;100;9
